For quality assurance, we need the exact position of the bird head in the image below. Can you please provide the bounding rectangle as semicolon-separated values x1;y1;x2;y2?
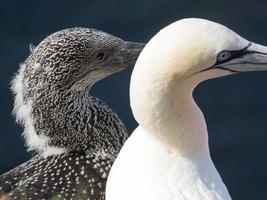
130;18;267;137
134;18;267;89
22;28;144;92
11;28;144;154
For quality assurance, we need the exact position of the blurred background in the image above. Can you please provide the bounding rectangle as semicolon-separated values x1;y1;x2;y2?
0;0;267;199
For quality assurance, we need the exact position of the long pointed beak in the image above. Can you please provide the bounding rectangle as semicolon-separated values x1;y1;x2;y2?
119;41;146;68
106;41;145;70
224;42;267;72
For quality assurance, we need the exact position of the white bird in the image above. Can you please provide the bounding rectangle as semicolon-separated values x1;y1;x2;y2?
106;18;267;200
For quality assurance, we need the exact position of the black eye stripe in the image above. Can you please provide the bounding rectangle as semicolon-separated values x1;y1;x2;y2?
216;43;252;64
197;43;252;74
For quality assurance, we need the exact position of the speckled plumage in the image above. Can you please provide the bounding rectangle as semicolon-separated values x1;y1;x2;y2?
0;27;144;199
0;151;114;200
13;28;129;154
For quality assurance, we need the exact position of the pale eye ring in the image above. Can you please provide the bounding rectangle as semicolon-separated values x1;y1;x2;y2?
217;51;231;62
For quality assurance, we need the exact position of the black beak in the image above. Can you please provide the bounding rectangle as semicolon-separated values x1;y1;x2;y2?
118;41;146;68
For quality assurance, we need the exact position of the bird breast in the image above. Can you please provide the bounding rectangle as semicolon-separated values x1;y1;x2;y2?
106;126;231;200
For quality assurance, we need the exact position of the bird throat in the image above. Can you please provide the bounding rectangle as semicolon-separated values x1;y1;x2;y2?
128;74;232;200
131;73;209;155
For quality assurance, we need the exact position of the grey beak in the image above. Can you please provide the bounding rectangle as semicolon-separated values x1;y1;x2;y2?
119;41;145;68
241;42;267;71
221;42;267;73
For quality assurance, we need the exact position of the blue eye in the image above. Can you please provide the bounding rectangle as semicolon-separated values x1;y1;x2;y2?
217;51;231;62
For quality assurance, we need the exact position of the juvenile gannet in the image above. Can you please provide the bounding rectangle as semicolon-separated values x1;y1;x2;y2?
0;28;144;199
106;18;267;200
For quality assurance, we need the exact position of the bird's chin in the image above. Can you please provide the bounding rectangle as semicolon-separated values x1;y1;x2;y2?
70;67;126;92
212;68;236;77
191;68;233;83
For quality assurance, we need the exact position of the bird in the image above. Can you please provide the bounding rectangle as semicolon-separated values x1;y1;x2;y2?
106;18;267;200
0;27;144;199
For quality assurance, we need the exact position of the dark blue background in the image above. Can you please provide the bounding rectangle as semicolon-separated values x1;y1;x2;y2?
0;0;267;199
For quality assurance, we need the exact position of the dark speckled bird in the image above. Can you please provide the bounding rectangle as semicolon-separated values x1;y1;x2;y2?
0;28;144;200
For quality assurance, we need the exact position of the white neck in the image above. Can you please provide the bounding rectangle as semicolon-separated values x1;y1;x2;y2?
130;69;209;156
124;71;232;200
107;19;238;200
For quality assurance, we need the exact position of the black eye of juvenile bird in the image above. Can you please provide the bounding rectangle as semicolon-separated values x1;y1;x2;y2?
217;51;232;62
96;52;105;62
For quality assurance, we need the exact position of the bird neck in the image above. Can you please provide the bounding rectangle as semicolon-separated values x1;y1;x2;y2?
26;87;91;152
18;77;125;156
130;71;209;156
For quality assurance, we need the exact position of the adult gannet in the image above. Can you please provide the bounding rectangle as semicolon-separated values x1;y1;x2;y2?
106;18;267;200
0;28;144;199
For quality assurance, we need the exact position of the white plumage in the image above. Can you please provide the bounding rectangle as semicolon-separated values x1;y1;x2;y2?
11;63;67;156
106;18;267;200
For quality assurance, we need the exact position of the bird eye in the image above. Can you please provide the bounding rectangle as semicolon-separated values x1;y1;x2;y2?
217;51;232;63
95;52;105;62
